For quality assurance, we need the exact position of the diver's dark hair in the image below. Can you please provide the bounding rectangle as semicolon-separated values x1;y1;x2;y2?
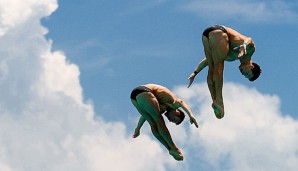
249;62;262;81
165;109;185;125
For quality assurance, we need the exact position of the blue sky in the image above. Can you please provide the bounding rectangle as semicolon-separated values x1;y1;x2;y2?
45;0;298;120
1;0;298;171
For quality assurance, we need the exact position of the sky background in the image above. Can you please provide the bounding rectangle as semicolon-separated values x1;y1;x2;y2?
0;0;298;171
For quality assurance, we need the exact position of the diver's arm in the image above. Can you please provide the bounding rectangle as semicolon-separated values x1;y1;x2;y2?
233;37;253;58
132;116;146;138
174;99;199;128
188;58;208;88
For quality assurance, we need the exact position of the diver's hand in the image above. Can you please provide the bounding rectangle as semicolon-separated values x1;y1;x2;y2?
189;115;199;128
233;42;248;58
188;72;196;88
132;128;140;138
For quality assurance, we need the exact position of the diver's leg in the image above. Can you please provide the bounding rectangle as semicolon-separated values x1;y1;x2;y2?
131;99;170;151
203;36;216;102
208;30;229;118
136;93;183;160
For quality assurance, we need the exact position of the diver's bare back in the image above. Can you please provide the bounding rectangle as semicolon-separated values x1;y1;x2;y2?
144;84;177;108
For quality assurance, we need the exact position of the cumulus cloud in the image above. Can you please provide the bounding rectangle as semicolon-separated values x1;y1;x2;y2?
172;83;298;171
0;0;176;171
0;0;57;36
181;0;298;23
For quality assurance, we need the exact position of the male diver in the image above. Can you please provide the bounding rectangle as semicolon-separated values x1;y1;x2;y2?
188;25;261;119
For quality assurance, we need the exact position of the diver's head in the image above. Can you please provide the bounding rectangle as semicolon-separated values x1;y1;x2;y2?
165;109;185;125
239;62;261;81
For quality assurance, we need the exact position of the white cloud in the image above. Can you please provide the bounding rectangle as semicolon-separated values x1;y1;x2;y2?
172;82;298;170
0;0;176;171
0;0;57;36
181;0;298;23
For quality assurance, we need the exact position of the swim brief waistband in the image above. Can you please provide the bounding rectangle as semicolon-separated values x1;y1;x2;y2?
202;25;228;39
130;86;153;100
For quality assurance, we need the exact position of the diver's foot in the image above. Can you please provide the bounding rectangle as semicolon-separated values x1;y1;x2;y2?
212;102;224;119
169;148;184;161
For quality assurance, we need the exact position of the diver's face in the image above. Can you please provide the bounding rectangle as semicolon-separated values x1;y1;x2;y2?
239;65;253;79
167;110;181;124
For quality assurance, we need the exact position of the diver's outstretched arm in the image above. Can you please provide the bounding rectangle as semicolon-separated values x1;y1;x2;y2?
188;57;208;88
132;116;146;138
